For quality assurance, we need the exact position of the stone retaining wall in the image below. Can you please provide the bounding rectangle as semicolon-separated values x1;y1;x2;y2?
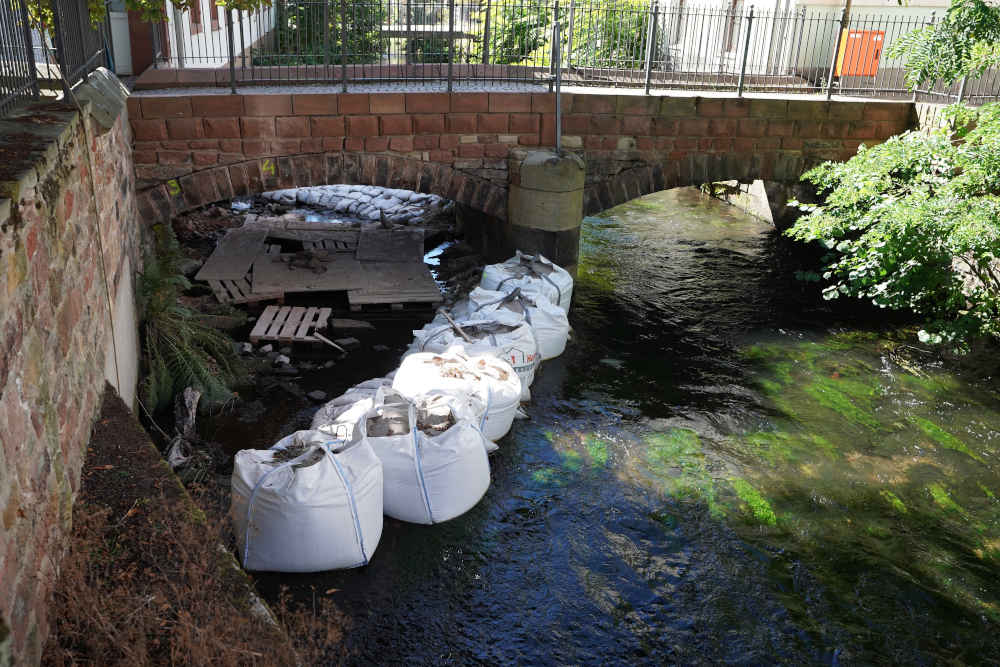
0;79;140;664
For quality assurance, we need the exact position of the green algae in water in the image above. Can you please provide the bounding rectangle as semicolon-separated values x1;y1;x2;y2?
729;478;777;525
531;467;566;487
880;490;908;514
645;429;723;517
912;417;985;463
744;431;838;465
978;482;997;500
928;483;967;516
584;434;610;467
561;450;584;473
803;376;880;430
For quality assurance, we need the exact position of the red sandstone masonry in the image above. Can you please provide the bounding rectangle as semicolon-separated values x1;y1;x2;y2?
1;102;141;665
130;90;913;225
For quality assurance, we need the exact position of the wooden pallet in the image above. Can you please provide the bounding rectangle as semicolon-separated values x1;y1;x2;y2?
302;237;357;252
207;246;283;304
249;305;333;344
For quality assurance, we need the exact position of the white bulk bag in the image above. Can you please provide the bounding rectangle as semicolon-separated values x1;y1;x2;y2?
312;376;393;438
393;347;521;442
465;287;569;360
231;430;383;573
360;389;491;524
480;251;574;314
411;310;538;400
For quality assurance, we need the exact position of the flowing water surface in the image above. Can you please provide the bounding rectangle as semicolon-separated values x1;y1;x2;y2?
243;189;1000;664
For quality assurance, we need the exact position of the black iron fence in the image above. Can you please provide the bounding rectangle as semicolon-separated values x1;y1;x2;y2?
147;0;1000;104
0;0;107;117
0;0;38;116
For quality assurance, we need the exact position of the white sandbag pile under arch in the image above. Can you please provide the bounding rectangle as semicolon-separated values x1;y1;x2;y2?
231;430;383;572
393;347;522;442
358;388;491;524
410;310;539;400
481;251;574;314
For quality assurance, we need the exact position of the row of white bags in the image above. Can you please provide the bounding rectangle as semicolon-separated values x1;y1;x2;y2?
231;252;574;572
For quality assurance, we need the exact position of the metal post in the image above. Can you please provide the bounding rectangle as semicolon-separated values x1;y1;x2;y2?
555;20;562;153
447;0;455;92
643;1;658;95
151;21;159;69
226;8;237;94
826;6;847;100
482;0;491;66
736;5;754;97
956;75;968;103
340;0;347;92
17;0;39;96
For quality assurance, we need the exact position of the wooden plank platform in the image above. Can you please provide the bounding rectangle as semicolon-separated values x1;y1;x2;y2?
194;227;269;281
356;226;424;262
347;261;442;309
252;253;367;294
249;305;333;343
302;237;357;252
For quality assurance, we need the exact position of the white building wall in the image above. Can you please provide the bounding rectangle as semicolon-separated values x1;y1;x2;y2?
165;0;277;68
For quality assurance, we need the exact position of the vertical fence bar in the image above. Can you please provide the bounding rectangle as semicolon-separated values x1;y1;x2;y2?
17;0;38;97
340;0;347;91
482;0;491;66
548;1;560;93
566;0;575;69
736;5;753;97
956;74;968;103
226;8;237;92
555;18;562;152
446;0;454;91
826;6;846;100
643;0;657;94
322;0;329;78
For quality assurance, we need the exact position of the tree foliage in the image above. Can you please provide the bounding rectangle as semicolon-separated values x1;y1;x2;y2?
888;0;1000;88
787;105;1000;347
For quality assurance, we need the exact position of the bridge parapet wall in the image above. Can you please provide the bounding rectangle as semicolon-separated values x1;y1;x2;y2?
129;91;913;226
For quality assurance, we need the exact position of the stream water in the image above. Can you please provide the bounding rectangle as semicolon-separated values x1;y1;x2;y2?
220;188;1000;664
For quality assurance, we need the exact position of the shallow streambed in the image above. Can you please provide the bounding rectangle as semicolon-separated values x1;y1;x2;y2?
220;188;1000;664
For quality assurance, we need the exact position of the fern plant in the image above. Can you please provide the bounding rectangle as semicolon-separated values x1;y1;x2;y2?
139;225;244;414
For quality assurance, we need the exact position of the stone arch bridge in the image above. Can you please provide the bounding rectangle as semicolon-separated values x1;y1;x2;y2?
130;90;913;262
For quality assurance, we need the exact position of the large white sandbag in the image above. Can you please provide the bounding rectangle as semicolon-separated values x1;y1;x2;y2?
392;347;521;442
360;389;491;524
411;310;539;400
465;287;569;360
231;430;383;572
480;251;574;314
312;376;393;438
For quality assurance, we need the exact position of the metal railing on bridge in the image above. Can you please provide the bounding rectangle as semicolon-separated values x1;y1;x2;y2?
0;0;109;118
149;0;1000;104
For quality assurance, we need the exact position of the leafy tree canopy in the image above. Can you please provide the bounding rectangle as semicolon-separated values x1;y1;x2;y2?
888;0;1000;88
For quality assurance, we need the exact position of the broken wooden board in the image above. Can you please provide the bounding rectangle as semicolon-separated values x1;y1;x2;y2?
251;253;367;294
356;226;424;262
194;227;269;281
264;228;360;249
347;261;442;308
303;237;357;253
250;305;332;343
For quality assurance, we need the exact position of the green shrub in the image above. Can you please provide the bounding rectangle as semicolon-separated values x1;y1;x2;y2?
138;225;244;414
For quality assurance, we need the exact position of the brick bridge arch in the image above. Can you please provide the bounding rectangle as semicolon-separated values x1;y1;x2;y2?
130;91;914;228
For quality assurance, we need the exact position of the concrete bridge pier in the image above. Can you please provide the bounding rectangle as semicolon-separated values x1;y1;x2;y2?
507;149;586;273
